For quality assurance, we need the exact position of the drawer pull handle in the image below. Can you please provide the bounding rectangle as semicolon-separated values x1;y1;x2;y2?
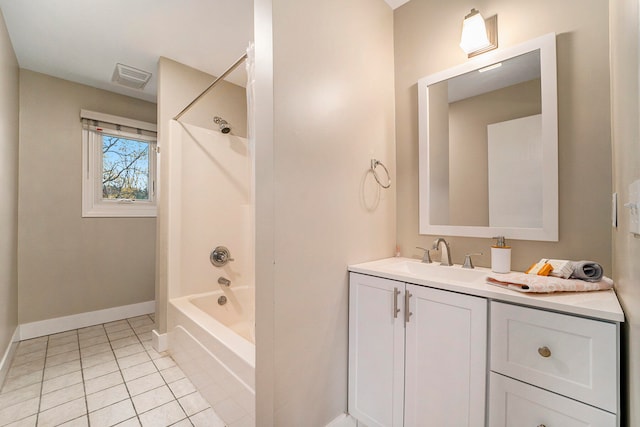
538;346;552;358
538;425;547;427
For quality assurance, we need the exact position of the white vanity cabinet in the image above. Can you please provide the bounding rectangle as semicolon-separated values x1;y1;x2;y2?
348;272;487;427
348;257;624;427
489;302;619;427
489;373;617;427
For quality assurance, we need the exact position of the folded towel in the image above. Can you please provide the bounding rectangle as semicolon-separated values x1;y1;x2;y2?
547;259;574;279
570;260;603;282
487;272;614;293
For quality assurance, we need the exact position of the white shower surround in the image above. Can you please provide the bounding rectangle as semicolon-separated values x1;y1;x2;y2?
167;121;254;298
166;121;254;425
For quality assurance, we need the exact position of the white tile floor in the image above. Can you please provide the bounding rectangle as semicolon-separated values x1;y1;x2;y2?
0;315;226;427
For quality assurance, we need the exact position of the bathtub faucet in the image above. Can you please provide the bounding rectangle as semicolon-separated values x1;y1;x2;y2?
218;277;231;287
210;246;234;267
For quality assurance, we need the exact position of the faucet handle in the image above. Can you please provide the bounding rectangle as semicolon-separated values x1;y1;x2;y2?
210;246;234;267
462;253;483;269
416;247;433;263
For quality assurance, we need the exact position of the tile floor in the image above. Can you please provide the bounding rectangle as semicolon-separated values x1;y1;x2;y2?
0;315;226;427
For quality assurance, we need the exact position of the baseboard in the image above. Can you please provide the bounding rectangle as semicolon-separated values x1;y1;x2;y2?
152;329;168;353
0;327;20;389
19;300;156;340
326;413;358;427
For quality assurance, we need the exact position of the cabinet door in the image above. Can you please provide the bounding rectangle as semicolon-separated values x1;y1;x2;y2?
404;284;487;427
489;372;616;427
349;273;405;427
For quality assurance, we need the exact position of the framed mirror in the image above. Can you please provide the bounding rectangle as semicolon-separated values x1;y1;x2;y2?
418;33;558;241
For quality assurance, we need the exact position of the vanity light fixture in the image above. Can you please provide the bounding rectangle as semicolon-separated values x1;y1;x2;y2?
459;8;498;58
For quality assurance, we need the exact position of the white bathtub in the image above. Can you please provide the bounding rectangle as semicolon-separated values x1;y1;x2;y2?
168;286;255;425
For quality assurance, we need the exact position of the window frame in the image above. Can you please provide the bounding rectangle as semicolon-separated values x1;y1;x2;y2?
81;110;158;218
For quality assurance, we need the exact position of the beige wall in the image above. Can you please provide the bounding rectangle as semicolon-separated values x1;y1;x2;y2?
18;70;157;324
610;0;640;424
254;0;396;425
0;8;19;360
156;57;249;333
395;0;612;272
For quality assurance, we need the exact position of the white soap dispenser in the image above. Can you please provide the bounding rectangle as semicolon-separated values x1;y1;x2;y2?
491;236;511;274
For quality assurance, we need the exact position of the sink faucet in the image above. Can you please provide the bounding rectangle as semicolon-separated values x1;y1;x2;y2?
432;238;453;266
416;247;433;263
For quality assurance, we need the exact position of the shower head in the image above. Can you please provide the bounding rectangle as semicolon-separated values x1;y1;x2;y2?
213;116;231;134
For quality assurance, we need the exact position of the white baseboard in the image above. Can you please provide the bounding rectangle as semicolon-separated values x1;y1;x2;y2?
0;327;20;389
326;413;358;427
19;300;155;340
152;329;168;353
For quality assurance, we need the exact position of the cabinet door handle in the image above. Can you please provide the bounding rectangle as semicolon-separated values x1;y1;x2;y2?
405;291;413;323
538;346;552;358
393;287;400;319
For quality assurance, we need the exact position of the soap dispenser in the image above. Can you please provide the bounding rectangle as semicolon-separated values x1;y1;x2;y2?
491;236;511;273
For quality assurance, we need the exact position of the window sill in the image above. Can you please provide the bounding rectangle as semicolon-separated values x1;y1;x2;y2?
82;203;157;218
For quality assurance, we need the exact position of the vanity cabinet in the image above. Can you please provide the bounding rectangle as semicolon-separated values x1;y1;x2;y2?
489;373;616;427
348;272;487;427
489;302;619;426
348;258;623;427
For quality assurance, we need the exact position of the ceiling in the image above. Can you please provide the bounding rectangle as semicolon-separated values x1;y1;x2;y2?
0;0;254;102
0;0;408;103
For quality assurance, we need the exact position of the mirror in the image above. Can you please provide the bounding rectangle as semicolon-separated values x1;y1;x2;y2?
418;33;558;241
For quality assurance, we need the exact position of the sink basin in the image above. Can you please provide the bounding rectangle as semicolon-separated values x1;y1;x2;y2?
383;260;488;284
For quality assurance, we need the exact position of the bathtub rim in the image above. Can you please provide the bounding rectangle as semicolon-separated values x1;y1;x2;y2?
169;287;255;367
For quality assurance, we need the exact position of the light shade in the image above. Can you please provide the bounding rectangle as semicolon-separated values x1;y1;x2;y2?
459;9;498;58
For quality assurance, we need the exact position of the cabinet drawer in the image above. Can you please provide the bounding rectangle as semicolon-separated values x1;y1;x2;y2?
489;373;616;427
490;302;618;412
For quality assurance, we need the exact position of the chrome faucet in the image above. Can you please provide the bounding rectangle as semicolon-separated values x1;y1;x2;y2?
432;238;453;266
210;246;234;267
416;247;433;263
218;277;231;287
462;253;482;269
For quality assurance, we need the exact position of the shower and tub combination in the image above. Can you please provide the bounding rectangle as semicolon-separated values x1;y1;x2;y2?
164;47;256;426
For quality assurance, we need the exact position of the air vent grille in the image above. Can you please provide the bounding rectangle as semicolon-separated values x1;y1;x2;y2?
112;63;152;90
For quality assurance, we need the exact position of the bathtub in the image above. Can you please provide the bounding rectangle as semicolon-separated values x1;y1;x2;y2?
168;286;255;425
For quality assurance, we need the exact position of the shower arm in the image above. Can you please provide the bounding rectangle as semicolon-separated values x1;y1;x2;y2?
173;53;248;121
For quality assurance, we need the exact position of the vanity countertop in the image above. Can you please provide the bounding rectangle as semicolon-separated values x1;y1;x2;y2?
349;257;624;323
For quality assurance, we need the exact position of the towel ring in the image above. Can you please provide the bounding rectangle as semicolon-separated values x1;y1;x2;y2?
371;159;391;189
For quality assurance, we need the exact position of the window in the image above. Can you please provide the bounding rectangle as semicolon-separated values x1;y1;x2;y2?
82;110;157;217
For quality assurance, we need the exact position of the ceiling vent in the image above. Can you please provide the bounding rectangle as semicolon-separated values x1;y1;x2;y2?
112;63;152;90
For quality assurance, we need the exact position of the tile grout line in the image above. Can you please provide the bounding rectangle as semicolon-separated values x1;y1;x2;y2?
45;329;87;426
3;314;222;427
101;318;141;426
132;314;196;427
82;316;160;426
80;324;102;427
34;334;50;426
124;316;148;426
142;316;196;427
134;314;196;426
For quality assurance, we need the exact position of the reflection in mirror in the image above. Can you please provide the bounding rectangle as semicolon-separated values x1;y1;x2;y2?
429;50;542;227
418;33;558;241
